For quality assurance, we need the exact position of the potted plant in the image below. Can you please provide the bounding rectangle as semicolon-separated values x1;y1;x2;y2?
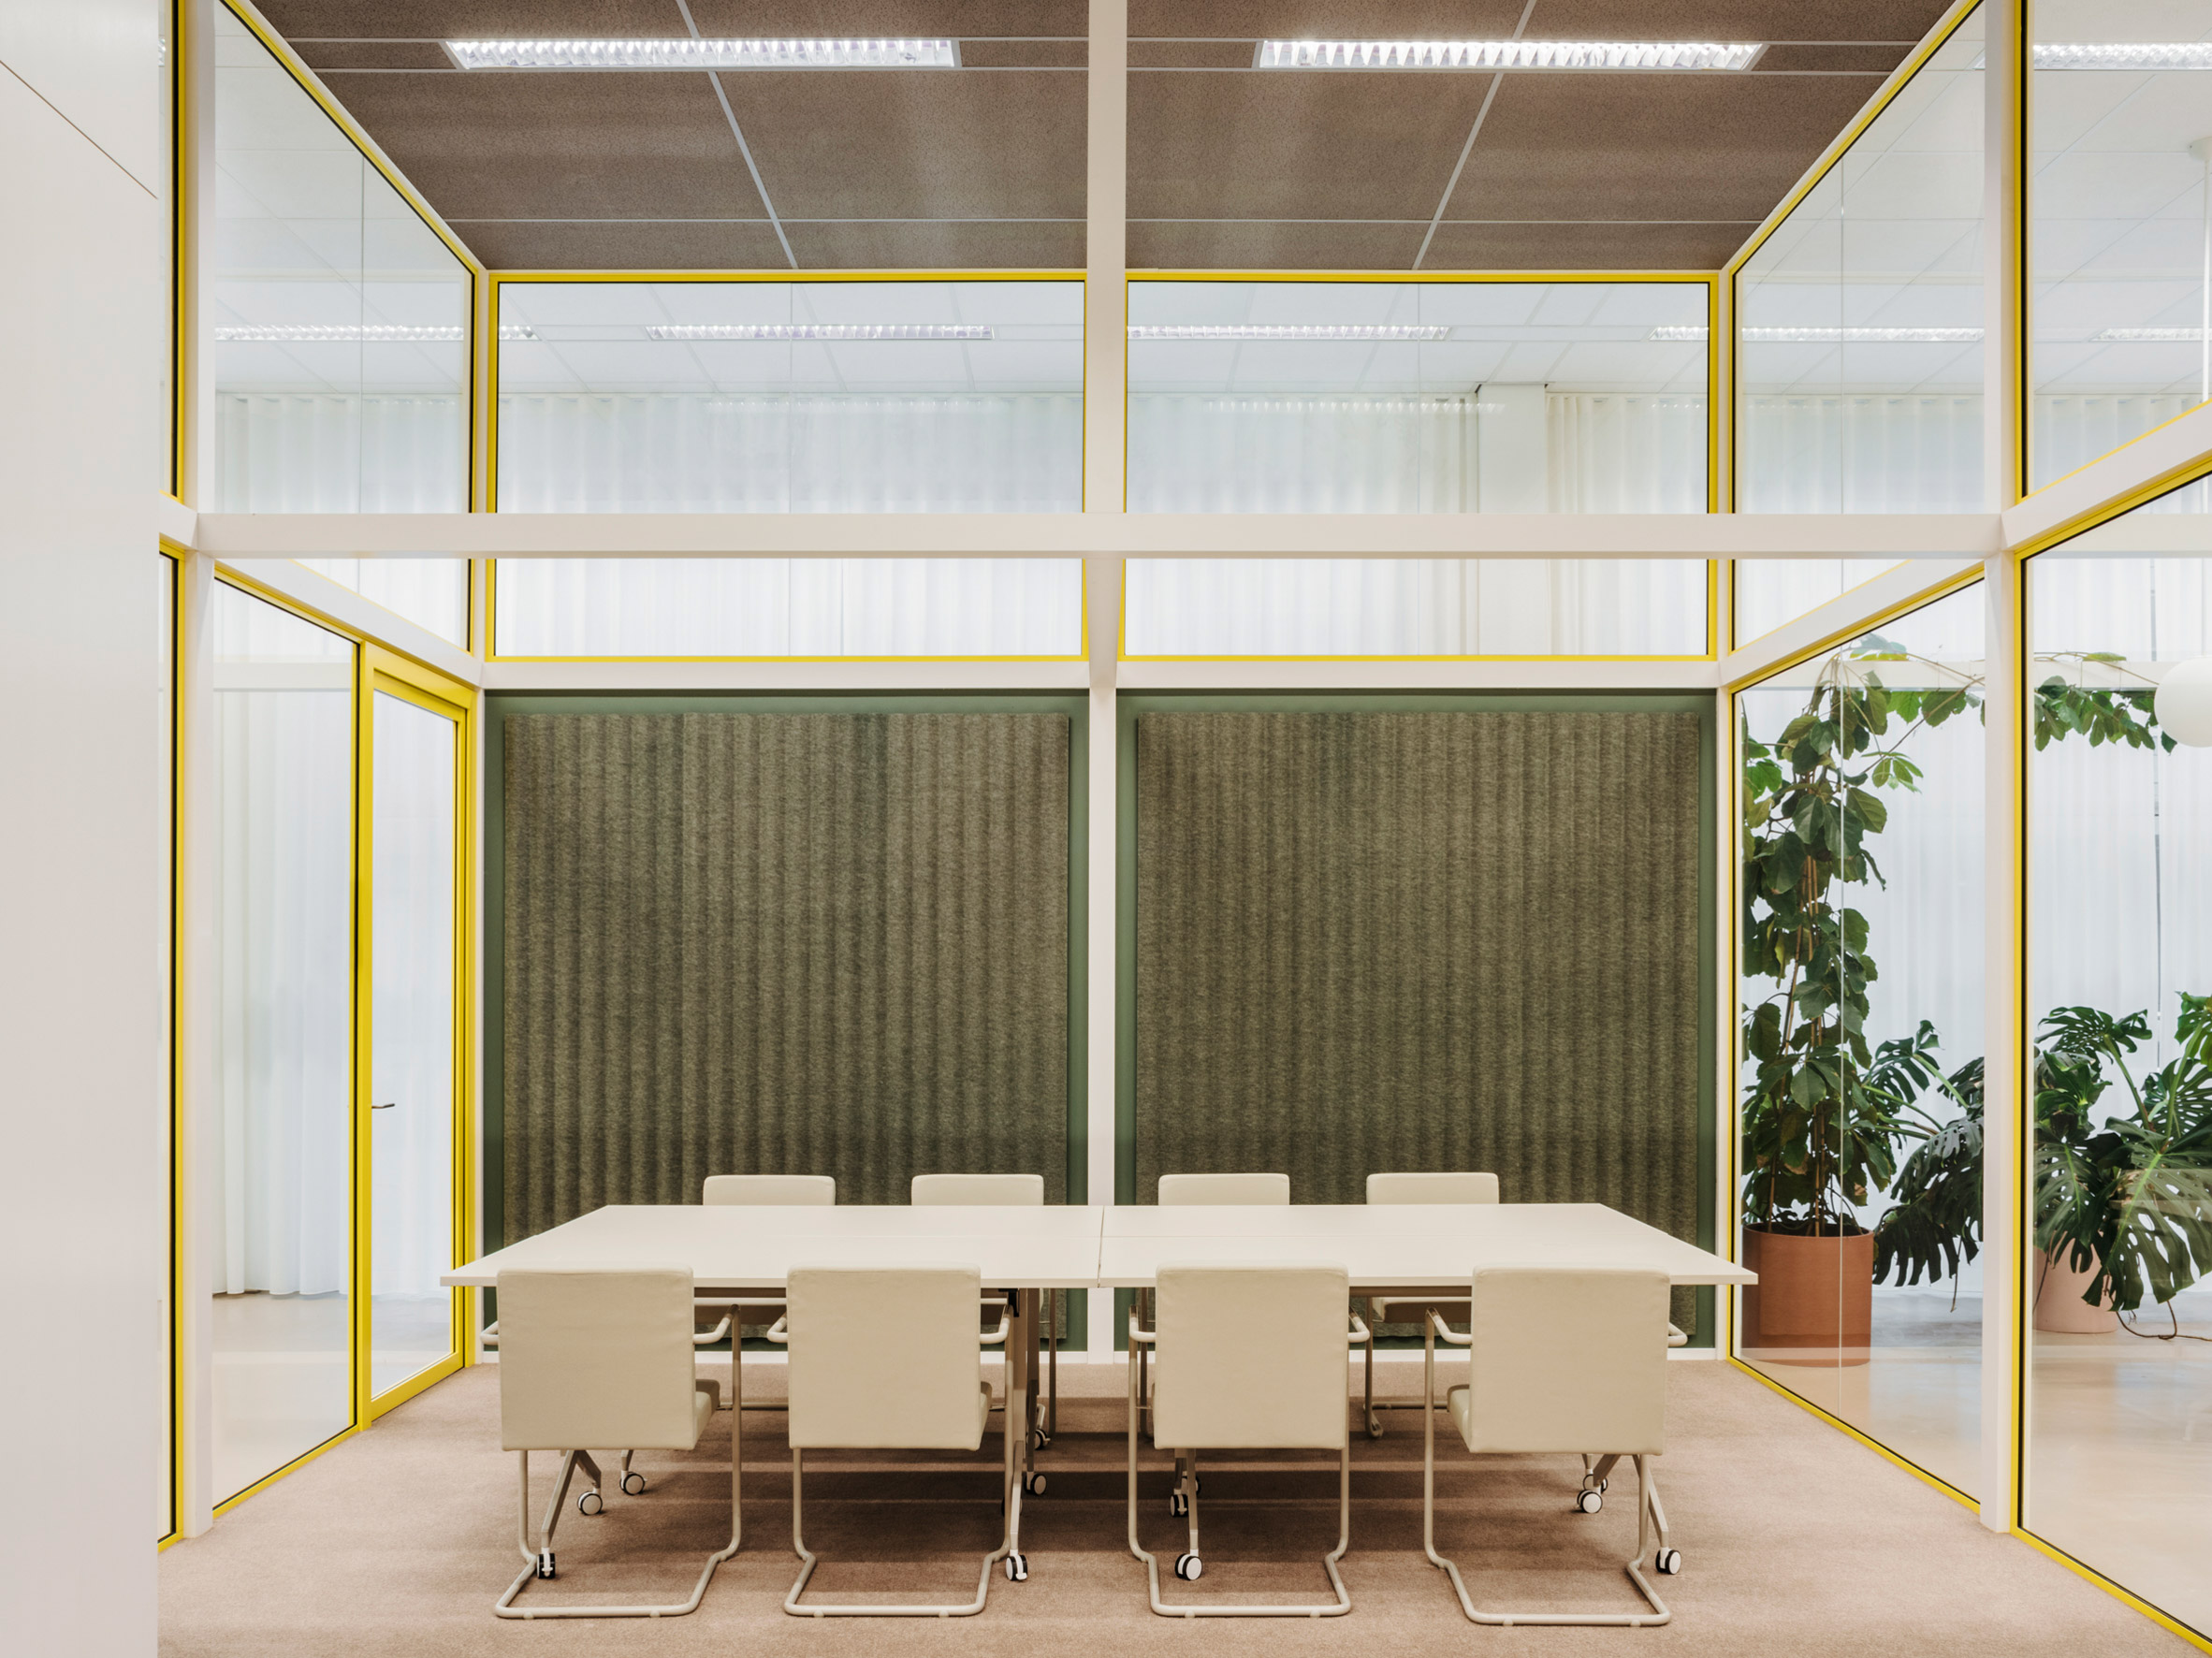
1739;653;1972;1362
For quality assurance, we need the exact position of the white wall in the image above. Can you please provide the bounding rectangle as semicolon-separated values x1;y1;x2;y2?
0;1;166;1651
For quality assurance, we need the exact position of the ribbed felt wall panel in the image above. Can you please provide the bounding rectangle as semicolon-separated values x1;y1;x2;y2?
502;711;1069;1240
1135;709;1702;1324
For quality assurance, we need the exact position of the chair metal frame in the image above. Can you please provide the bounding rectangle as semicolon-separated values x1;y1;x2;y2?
494;1345;741;1619
770;1297;1028;1618
1124;1303;1364;1619
1420;1310;1673;1628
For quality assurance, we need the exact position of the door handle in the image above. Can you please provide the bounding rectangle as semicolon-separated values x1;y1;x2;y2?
372;1101;398;1110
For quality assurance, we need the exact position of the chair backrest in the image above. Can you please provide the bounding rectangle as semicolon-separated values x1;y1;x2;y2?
1367;1171;1499;1204
1152;1265;1350;1450
1157;1172;1289;1206
702;1173;836;1206
784;1266;988;1450
911;1173;1044;1206
1459;1266;1669;1456
498;1267;702;1452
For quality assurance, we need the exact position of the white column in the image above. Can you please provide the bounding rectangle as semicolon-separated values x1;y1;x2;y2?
181;0;217;510
178;552;218;1534
1979;0;2025;1534
1084;0;1128;1357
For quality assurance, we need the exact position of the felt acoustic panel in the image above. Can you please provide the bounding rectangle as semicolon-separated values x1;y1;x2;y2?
503;711;1069;1240
1135;709;1703;1325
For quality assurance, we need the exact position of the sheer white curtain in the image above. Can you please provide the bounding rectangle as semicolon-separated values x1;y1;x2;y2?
496;392;1083;513
213;393;464;513
1738;396;1984;512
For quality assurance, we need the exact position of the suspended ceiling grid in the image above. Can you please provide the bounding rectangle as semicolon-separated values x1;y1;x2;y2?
254;0;1956;271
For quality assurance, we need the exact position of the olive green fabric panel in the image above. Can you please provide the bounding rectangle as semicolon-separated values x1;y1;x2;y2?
1135;710;1702;1318
503;711;1069;1241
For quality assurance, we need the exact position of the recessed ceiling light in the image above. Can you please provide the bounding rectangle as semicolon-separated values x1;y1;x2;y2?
2094;327;2208;341
2033;43;2212;70
1256;39;1763;72
444;37;959;70
1127;324;1452;341
1734;327;1984;342
643;323;991;341
213;323;517;342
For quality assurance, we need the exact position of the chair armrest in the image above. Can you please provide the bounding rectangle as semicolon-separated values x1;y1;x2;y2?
1427;1310;1474;1346
764;1315;790;1344
980;1312;1011;1345
692;1316;733;1346
1127;1313;1157;1345
1666;1322;1688;1348
1346;1313;1371;1345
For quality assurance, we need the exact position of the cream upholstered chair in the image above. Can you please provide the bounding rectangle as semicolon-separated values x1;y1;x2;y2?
911;1173;1059;1460
493;1267;737;1620
1127;1265;1365;1616
1422;1265;1678;1627
1139;1173;1289;1439
694;1173;835;1358
1157;1171;1290;1205
770;1265;1026;1616
1361;1171;1499;1437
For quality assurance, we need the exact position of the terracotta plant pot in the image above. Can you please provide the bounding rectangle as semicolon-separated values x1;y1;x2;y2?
2032;1245;2117;1334
1740;1226;1873;1366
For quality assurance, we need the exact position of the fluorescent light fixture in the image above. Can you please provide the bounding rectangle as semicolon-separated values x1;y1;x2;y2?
1128;324;1452;342
643;323;991;342
1733;327;1984;343
1256;38;1762;71
444;37;958;70
2034;43;2212;70
2094;327;2208;341
216;323;536;342
1648;326;1710;341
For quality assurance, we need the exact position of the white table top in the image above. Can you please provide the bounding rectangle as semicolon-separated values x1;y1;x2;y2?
444;1201;1751;1291
1098;1203;1753;1289
444;1203;1108;1291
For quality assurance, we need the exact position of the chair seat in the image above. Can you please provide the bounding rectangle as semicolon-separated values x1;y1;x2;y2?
1153;1378;1347;1451
790;1382;993;1452
690;1378;719;1444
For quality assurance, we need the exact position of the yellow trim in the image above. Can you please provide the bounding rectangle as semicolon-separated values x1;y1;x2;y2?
359;647;475;1421
1120;652;1717;664
2007;7;2029;505
2009;449;2212;563
212;1424;362;1519
215;1;481;279
167;0;186;502
489;269;1082;284
2013;1530;2212;1652
2017;399;2212;507
1722;564;1986;692
211;565;462;685
1728;1358;1978;1511
160;545;182;1549
287;560;473;653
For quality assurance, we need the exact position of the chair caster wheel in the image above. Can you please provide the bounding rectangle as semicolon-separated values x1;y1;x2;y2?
1004;1551;1029;1582
1365;1415;1385;1440
535;1550;557;1580
1022;1471;1047;1497
1173;1552;1203;1581
577;1490;604;1516
620;1471;647;1496
1029;1427;1049;1451
1168;1491;1186;1518
1576;1489;1604;1514
1655;1549;1682;1576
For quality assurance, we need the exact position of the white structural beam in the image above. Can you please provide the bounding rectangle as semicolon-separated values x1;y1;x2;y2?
1721;559;1984;687
186;510;2004;561
1118;658;1721;691
484;659;1089;691
1084;0;1128;1358
2002;400;2212;553
216;560;482;687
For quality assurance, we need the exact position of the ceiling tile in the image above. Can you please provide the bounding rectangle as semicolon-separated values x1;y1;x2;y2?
256;0;678;34
1128;219;1428;269
1753;45;1911;73
1131;0;1526;35
1421;220;1749;269
1130;74;1488;220
685;1;1085;32
1444;75;1888;225
957;40;1086;66
316;71;769;220
1526;0;1951;43
1131;42;1258;67
459;220;793;269
292;43;454;70
781;219;1085;268
723;71;1084;219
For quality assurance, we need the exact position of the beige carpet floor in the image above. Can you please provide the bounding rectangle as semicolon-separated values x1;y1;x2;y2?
159;1359;2189;1657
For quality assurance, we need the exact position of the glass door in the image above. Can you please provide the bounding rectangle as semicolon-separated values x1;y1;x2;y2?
360;647;471;1414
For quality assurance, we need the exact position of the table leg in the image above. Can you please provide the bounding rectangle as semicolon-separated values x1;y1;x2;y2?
1026;1287;1044;1452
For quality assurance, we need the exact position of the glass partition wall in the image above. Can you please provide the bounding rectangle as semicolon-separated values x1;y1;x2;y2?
1123;276;1712;658
210;3;470;512
1736;581;1986;1497
2030;0;2212;489
2023;478;2212;1635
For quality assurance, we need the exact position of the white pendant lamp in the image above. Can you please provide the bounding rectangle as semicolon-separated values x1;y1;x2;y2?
2155;657;2212;746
